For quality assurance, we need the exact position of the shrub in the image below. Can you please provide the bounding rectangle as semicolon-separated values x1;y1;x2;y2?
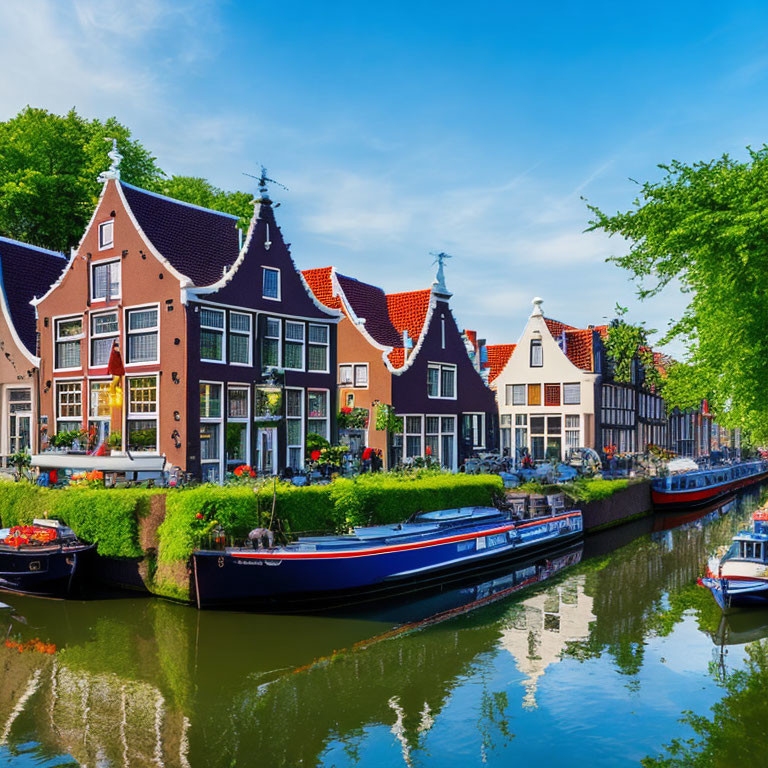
0;482;150;558
518;477;632;503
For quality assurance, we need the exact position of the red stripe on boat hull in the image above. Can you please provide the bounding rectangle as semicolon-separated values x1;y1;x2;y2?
652;471;768;507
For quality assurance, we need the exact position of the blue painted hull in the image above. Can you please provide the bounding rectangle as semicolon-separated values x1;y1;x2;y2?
700;576;768;610
0;543;95;597
192;510;583;609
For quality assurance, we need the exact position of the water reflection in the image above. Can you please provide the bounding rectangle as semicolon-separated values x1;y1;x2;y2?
0;488;763;767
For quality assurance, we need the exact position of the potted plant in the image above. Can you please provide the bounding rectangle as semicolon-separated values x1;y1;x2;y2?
8;449;31;481
108;431;123;456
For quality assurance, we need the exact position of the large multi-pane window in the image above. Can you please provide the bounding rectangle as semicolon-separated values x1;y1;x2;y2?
200;382;222;481
126;376;157;452
565;414;580;450
307;390;329;439
506;384;526;407
285;388;304;469
405;416;423;458
262;317;281;368
228;312;251;365
226;387;250;471
126;307;159;364
307;325;329;372
200;308;225;362
91;260;120;300
284;322;305;370
55;317;83;370
90;311;118;367
514;414;528;458
425;415;456;469
427;363;456;399
56;381;82;433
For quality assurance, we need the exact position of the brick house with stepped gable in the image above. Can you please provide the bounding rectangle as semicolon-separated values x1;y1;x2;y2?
303;256;497;470
32;149;339;480
0;237;66;463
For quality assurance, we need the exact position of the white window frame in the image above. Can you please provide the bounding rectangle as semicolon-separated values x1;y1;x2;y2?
228;311;252;367
200;381;224;481
284;321;306;371
427;362;457;400
98;220;114;250
262;316;282;369
565;414;581;450
55;379;83;433
89;310;119;369
125;374;159;454
200;306;226;364
563;382;581;405
307;324;330;373
90;258;121;302
285;386;305;470
530;338;543;367
53;315;84;372
402;414;424;459
262;266;281;301
464;412;486;449
226;384;251;471
425;414;457;470
306;388;330;441
510;384;526;406
353;364;369;388
124;304;160;367
338;364;353;386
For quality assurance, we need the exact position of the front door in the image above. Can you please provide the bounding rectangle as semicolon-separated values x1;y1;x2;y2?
256;428;278;475
8;388;32;457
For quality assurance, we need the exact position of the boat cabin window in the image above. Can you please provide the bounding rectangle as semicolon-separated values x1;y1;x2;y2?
740;540;763;560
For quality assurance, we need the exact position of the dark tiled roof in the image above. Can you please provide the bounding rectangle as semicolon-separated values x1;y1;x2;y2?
338;274;403;348
121;182;241;287
485;344;516;383
0;237;66;354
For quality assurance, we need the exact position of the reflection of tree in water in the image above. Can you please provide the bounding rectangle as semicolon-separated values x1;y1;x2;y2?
643;640;768;767
562;498;762;678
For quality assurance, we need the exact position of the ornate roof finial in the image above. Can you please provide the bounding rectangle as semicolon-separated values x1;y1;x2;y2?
97;138;122;183
430;251;453;298
531;297;544;317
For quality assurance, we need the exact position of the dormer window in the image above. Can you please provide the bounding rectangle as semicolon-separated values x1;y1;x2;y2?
262;267;280;300
530;338;543;367
99;221;114;250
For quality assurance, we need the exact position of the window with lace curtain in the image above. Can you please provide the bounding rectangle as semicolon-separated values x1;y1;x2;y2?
126;307;159;364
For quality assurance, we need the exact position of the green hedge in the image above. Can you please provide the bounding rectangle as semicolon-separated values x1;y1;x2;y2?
518;477;632;503
0;482;149;558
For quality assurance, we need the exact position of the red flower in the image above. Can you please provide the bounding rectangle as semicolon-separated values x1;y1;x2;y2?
195;513;204;520
425;445;432;456
249;469;256;478
362;447;372;461
311;450;321;461
340;406;352;414
234;466;243;477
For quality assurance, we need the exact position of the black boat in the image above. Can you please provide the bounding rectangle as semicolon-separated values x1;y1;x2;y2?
0;519;95;597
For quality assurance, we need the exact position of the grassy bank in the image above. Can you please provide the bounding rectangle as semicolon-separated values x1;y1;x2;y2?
517;477;633;503
0;472;503;602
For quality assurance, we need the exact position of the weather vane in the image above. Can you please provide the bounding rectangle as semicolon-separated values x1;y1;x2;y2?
243;166;288;200
97;137;122;183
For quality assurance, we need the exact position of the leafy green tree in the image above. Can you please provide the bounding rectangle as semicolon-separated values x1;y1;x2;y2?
0;107;162;251
602;311;663;391
588;150;768;440
0;107;252;252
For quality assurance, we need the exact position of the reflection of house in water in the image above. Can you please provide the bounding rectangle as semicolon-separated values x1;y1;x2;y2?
499;575;595;708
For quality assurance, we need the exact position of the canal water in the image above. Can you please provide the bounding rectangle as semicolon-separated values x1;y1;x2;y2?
1;489;767;767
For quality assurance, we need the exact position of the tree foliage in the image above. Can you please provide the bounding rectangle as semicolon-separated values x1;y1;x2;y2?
0;106;251;252
603;313;663;391
588;149;768;440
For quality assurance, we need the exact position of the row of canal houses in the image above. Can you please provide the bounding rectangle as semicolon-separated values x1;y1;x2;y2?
0;155;735;480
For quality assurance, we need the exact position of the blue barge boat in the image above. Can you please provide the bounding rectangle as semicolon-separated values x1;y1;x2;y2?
651;460;768;509
192;506;583;609
700;507;768;610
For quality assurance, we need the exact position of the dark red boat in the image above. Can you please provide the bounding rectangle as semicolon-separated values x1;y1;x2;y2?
651;460;768;509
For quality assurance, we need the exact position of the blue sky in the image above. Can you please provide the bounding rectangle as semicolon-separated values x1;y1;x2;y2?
2;1;767;353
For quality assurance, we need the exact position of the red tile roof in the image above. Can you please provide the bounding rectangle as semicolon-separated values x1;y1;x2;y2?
301;267;343;311
485;344;516;383
563;329;595;371
386;290;432;350
544;317;577;338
